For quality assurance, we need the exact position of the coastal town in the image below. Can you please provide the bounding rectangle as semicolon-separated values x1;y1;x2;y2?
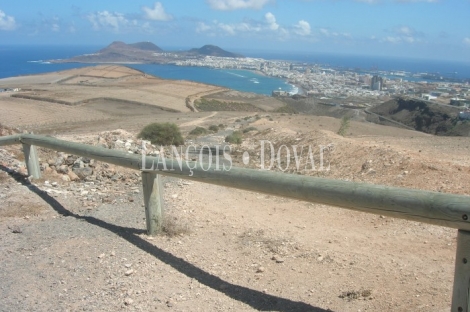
175;55;470;109
45;41;470;112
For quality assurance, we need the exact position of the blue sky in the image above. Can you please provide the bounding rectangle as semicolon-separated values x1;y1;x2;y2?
0;0;469;61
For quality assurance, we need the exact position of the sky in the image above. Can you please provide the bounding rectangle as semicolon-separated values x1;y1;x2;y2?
0;0;469;62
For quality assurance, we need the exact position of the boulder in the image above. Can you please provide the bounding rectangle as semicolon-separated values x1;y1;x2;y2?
54;157;65;167
57;165;69;174
68;171;79;181
73;158;85;169
65;155;77;166
73;167;93;180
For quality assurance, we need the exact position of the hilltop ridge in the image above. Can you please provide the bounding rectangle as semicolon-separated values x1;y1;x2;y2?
188;44;244;58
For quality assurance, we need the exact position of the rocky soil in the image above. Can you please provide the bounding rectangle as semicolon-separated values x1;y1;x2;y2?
1;117;467;311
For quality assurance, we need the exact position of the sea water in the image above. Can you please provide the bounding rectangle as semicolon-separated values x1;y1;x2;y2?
0;45;296;95
1;45;469;96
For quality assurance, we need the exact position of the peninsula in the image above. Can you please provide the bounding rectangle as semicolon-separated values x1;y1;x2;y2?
53;41;244;64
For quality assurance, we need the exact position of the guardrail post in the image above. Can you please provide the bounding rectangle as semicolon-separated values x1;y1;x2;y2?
452;230;470;312
142;172;163;235
22;143;41;179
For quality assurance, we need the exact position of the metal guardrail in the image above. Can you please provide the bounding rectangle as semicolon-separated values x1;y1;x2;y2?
1;133;469;311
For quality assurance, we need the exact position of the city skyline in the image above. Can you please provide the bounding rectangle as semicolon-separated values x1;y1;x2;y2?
1;0;469;62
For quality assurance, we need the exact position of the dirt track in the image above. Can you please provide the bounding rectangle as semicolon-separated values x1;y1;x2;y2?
1;66;469;311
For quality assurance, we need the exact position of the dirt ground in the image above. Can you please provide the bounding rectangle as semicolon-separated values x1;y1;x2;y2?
1;66;470;311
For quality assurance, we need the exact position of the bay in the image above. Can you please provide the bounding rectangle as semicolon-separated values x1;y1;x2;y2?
128;64;295;95
0;45;295;96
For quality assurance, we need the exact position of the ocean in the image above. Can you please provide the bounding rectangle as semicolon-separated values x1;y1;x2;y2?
246;50;470;80
1;45;469;96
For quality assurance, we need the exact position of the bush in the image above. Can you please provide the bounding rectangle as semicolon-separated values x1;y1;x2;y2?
242;126;258;133
225;131;243;144
218;124;225;129
208;125;219;132
275;105;298;114
337;116;351;136
189;126;208;136
138;122;184;146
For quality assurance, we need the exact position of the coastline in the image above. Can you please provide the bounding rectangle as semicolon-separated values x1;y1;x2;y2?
248;69;303;95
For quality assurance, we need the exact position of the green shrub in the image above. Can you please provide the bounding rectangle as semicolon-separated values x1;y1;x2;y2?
235;119;241;122
189;126;208;136
208;125;219;132
275;105;298;114
138;122;184;146
337;116;351;136
225;131;243;144
218;124;225;129
242;126;258;133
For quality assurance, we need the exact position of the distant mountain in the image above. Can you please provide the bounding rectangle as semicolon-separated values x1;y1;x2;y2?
99;41;163;53
189;45;244;58
52;42;243;64
129;42;163;52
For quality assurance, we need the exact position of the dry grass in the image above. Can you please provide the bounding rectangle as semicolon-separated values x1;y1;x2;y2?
161;215;191;237
9;147;25;161
239;229;299;256
340;289;373;301
0;201;47;218
0;171;9;182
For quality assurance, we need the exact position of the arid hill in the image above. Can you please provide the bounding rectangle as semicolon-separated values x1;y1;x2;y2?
53;41;243;64
369;97;470;136
188;45;244;58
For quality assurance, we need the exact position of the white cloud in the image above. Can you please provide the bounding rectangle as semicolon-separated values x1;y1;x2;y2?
378;25;423;44
397;26;412;36
217;22;236;35
0;10;17;31
294;20;311;36
194;12;288;38
142;2;172;21
196;22;211;33
355;0;438;2
319;27;352;40
206;0;272;10
382;36;402;43
214;20;262;35
464;38;470;46
51;16;60;32
355;0;379;3
394;0;438;3
265;12;279;30
87;11;129;31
